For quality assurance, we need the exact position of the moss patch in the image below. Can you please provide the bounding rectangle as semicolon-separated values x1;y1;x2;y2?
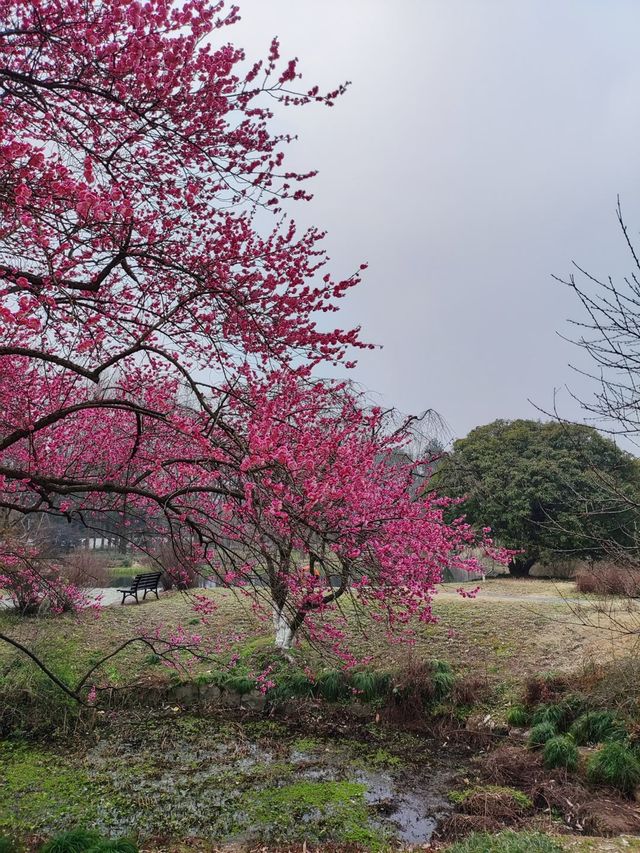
243;780;383;847
0;742;103;833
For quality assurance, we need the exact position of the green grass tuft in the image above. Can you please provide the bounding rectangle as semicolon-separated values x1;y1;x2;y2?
0;838;21;853
350;670;391;702
314;670;349;702
449;785;532;810
446;829;563;852
268;669;315;702
587;741;640;795
205;670;232;688
543;735;578;771
559;694;588;721
505;705;529;727
224;675;255;696
285;670;315;696
531;703;567;728
570;710;627;746
528;721;557;748
432;660;456;701
39;829;102;853
86;841;138;853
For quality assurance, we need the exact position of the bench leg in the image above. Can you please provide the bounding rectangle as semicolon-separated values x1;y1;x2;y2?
154;588;159;599
143;589;148;600
134;591;139;604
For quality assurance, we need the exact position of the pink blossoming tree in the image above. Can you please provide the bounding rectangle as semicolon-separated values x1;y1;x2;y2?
0;0;502;683
195;371;495;656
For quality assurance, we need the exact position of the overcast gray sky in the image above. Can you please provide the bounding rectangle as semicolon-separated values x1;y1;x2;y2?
232;1;640;443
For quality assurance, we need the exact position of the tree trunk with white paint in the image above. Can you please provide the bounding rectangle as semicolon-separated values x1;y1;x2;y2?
272;606;295;650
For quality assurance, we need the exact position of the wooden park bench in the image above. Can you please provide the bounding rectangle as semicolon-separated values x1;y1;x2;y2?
118;571;162;605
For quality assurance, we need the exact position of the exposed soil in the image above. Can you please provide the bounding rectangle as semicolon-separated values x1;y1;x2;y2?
470;743;640;838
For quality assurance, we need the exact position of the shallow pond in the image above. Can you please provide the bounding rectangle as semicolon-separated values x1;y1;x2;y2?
1;713;461;848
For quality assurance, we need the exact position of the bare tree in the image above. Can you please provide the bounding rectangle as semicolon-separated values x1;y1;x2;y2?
557;198;640;635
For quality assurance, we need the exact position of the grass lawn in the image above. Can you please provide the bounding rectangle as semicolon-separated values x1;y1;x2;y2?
0;578;635;700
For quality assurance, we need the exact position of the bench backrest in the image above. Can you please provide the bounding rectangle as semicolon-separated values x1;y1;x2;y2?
131;572;162;590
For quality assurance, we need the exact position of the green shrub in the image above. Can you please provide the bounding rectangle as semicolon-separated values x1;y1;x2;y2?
0;838;21;853
350;670;391;702
543;735;578;771
528;721;557;748
86;842;138;853
506;705;529;727
447;829;563;852
587;741;640;795
39;830;102;853
570;710;627;746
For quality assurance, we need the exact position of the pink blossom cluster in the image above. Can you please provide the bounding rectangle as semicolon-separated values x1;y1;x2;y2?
0;538;94;615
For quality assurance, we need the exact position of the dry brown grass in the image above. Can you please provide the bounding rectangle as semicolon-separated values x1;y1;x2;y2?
0;580;637;697
575;563;640;598
60;550;110;587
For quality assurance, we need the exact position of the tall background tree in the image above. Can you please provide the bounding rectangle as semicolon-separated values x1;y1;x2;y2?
433;419;640;576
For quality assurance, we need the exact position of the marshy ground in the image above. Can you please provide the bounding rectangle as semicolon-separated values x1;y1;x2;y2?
0;712;462;849
2;577;640;851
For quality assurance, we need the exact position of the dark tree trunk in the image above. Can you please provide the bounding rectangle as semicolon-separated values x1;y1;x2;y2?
508;556;536;577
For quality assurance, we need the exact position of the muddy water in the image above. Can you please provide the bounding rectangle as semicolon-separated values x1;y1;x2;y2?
83;715;459;846
357;769;453;845
286;744;455;844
